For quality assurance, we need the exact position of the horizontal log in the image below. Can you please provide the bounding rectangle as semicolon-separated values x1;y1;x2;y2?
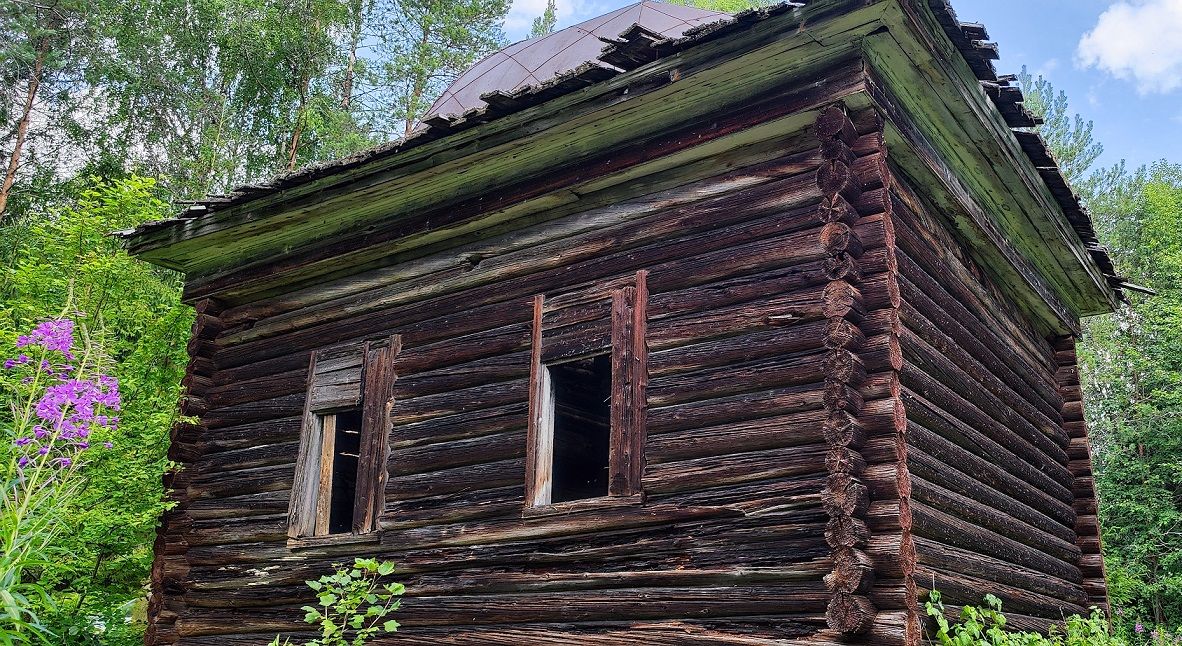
900;376;1075;506
645;445;830;495
913;536;1087;605
904;419;1075;528
910;501;1082;584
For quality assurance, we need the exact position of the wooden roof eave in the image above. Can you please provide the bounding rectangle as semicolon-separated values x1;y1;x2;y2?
122;0;891;282
861;0;1119;334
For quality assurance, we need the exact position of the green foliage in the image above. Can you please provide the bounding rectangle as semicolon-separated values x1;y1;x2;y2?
0;176;191;644
369;0;511;136
530;0;558;37
1078;164;1182;639
1017;67;1182;640
1018;66;1104;194
925;591;1125;645
271;559;404;646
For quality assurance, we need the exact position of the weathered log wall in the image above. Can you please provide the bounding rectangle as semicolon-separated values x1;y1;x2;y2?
889;164;1102;629
142;87;1111;646
144;97;922;644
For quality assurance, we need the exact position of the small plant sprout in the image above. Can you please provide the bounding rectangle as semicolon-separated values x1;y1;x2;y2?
270;558;403;646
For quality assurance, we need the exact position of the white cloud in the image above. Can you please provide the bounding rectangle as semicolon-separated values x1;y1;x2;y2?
1037;58;1060;78
1077;0;1182;94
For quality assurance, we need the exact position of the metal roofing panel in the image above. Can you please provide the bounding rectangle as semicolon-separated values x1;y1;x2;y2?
424;1;728;119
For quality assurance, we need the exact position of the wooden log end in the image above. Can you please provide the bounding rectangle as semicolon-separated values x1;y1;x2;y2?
824;447;868;478
824;379;865;414
824;547;876;594
814;104;858;144
822;349;867;386
820;222;864;258
826;592;878;634
818;194;860;225
823;254;862;282
823;411;867;450
821;137;856;165
823;318;867;351
826;515;870;549
821;281;865;321
822;472;871;517
817;160;864;201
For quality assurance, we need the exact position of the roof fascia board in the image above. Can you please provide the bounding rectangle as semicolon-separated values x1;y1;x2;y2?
867;0;1118;318
189;106;838;305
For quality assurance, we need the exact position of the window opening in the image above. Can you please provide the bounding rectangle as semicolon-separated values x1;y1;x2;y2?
326;410;363;534
548;354;612;503
291;335;400;541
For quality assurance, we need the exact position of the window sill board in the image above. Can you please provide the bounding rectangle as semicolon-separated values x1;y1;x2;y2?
287;530;382;552
522;493;644;519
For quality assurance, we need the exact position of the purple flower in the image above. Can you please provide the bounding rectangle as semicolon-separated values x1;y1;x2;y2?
1137;623;1145;633
55;457;72;468
103;441;113;449
17;456;30;469
76;441;89;450
14;437;32;447
18;320;75;358
3;359;13;369
38;446;49;456
17;354;28;364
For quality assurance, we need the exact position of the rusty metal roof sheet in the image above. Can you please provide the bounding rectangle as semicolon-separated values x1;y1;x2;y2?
425;1;729;119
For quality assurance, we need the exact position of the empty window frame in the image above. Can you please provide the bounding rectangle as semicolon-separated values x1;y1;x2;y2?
526;272;648;508
289;336;400;539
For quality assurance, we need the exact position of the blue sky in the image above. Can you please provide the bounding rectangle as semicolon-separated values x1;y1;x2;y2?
503;0;1182;171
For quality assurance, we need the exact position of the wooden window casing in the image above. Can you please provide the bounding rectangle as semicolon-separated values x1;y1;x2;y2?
289;335;400;539
525;272;648;510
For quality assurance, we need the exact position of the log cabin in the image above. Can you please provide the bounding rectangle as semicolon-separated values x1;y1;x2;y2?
119;0;1129;643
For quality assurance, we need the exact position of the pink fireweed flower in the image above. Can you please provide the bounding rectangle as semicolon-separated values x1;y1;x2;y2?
16;319;75;359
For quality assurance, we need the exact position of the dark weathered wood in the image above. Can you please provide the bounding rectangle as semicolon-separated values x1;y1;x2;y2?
1052;335;1109;609
288;352;321;538
610;272;647;496
355;336;400;532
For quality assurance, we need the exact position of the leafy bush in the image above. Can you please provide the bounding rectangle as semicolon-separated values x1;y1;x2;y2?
925;590;1125;645
0;176;191;644
271;558;404;646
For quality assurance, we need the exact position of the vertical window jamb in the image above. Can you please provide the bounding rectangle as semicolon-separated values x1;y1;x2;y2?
526;295;554;507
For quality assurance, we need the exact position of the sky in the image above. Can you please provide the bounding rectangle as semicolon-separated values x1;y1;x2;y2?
502;0;1182;171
